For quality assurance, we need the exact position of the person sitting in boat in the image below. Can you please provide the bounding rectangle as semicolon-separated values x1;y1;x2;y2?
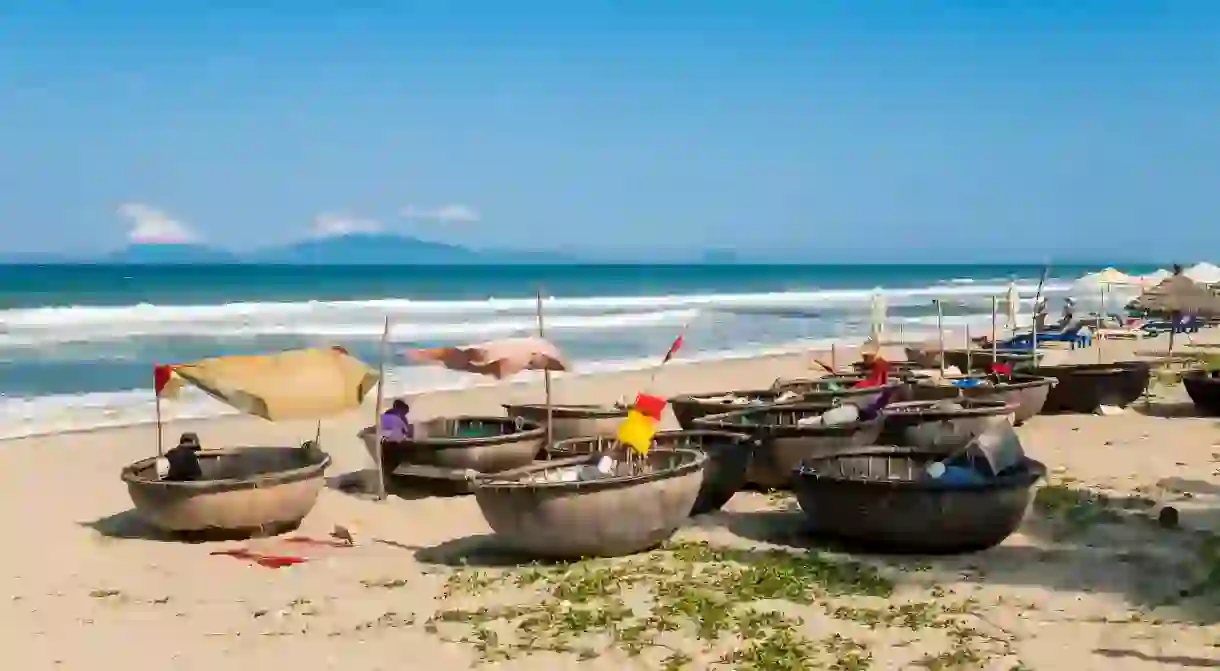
156;432;203;481
380;399;414;442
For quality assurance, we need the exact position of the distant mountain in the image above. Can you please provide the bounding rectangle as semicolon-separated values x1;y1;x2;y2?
4;235;580;265
105;244;239;264
253;233;577;265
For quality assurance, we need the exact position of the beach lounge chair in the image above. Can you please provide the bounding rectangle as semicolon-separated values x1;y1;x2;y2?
998;322;1092;350
1096;317;1145;341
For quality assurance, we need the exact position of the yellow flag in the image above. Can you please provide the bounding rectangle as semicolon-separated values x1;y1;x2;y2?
617;410;657;455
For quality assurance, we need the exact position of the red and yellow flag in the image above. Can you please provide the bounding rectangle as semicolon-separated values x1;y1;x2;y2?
617;393;669;455
154;363;186;399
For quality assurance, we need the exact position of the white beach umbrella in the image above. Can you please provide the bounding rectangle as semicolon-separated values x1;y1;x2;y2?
1138;268;1171;288
869;287;887;340
1184;262;1220;285
1004;282;1020;329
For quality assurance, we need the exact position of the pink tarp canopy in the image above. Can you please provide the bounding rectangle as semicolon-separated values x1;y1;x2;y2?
405;337;570;379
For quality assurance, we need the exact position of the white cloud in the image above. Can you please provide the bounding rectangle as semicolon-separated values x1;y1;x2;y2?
117;203;200;244
311;212;384;238
400;203;481;224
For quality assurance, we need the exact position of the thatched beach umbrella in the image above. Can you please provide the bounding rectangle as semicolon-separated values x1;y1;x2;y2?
1136;275;1220;316
1135;275;1220;354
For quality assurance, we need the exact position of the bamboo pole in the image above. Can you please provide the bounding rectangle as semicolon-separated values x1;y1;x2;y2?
990;296;998;366
536;289;553;449
965;325;972;373
155;378;163;457
936;299;945;376
371;316;390;501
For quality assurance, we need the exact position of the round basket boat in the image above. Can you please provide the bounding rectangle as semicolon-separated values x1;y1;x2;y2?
793;446;1045;553
1028;361;1151;413
549;430;753;515
879;399;1017;453
121;446;330;536
473;447;706;559
365;416;545;478
693;403;885;490
502;403;628;443
669;389;796;430
771;376;900;407
1183;370;1220;415
941;349;1039;373
904;375;1054;425
849;360;922;376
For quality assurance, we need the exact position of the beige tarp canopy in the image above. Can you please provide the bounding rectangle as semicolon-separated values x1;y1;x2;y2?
161;347;379;421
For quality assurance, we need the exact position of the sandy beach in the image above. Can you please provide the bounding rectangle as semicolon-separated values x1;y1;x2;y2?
4;332;1220;670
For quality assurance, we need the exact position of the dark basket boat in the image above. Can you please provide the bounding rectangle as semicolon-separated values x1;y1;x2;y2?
903;375;1054;425
1028;361;1151;413
849;360;923;376
669;389;794;430
502;403;628;442
549;430;753;515
940;349;1039;373
771;376;900;407
879;399;1018;453
1183;370;1220;416
364;416;544;486
693;403;884;490
122;446;330;537
793;446;1046;553
473;448;706;559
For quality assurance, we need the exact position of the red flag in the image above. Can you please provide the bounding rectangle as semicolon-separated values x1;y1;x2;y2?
154;364;176;396
988;362;1013;376
662;335;684;364
634;393;667;422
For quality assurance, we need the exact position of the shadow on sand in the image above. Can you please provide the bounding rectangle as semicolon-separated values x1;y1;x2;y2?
1131;399;1213;419
717;486;1220;626
79;509;302;543
325;469;470;501
412;533;555;569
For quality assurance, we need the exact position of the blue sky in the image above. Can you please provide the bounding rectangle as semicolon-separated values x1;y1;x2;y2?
1;1;1218;261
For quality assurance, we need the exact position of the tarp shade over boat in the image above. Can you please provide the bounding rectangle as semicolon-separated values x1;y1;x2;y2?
161;347;380;421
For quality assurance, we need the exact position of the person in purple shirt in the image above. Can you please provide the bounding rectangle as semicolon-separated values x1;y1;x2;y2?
380;399;414;442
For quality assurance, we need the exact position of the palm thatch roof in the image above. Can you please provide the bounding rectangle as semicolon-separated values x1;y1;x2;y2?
1134;275;1220;316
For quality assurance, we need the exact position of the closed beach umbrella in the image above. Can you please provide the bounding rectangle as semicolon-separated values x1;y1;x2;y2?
869;288;886;340
1004;282;1020;329
166;347;380;421
406;336;570;379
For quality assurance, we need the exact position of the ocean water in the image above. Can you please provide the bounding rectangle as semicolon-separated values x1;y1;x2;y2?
0;263;1151;440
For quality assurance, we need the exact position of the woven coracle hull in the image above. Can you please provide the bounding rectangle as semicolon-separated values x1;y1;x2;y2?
363;416;544;476
122;447;330;534
941;349;1038;373
474;448;706;559
793;446;1046;553
898;377;1052;425
693;403;885;490
879;400;1018;453
503;404;628;443
548;431;752;515
1184;372;1220;416
669;390;782;430
771;377;898;407
1030;362;1151;413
